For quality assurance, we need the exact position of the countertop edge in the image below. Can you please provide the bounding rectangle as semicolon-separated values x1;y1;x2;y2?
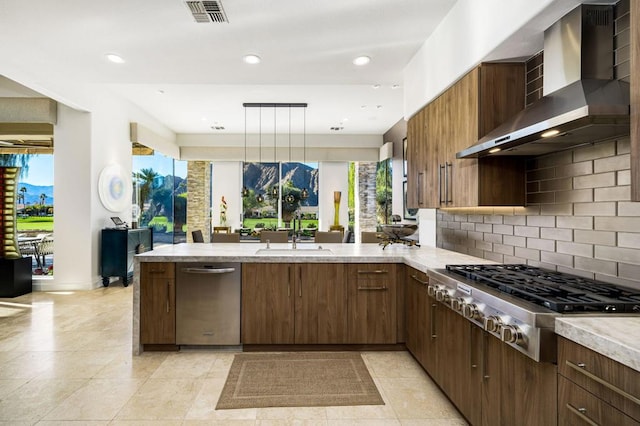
555;317;640;373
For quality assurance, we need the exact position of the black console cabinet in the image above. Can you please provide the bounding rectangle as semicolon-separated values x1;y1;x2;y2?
100;228;152;287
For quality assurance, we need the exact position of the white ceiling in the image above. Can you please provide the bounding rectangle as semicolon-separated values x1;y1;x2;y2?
0;0;460;136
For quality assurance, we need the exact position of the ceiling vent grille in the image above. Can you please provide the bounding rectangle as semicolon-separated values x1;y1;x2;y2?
185;0;228;23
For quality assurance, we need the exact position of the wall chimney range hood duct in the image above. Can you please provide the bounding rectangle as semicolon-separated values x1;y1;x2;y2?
457;4;630;159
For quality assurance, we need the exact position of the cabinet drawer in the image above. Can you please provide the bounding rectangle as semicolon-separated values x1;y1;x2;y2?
558;337;640;421
559;376;639;426
354;264;395;288
142;262;175;279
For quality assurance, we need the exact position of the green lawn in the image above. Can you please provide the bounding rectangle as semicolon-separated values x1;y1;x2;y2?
17;216;54;232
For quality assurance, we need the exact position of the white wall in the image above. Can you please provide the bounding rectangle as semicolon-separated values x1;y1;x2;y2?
212;162;242;231
403;0;579;119
318;162;349;232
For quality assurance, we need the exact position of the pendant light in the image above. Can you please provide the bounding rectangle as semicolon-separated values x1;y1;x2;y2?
241;106;250;197
270;107;279;198
255;105;264;203
284;106;295;204
300;107;309;200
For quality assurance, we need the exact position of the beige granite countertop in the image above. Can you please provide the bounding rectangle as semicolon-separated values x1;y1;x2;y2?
555;317;640;372
134;242;494;272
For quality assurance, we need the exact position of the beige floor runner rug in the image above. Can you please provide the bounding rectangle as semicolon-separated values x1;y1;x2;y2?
216;352;384;409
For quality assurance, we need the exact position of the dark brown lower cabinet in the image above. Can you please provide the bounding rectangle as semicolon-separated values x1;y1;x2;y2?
140;262;176;345
405;266;557;426
242;263;347;344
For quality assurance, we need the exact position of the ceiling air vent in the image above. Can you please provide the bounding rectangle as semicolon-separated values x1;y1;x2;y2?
185;0;228;23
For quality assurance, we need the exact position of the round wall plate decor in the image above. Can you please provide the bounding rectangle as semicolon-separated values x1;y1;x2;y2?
98;164;130;212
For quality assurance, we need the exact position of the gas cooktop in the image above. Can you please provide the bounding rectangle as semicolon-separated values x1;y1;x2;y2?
446;264;640;314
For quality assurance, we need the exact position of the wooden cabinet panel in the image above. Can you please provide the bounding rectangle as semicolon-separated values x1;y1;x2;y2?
140;262;176;345
241;263;295;344
481;330;503;426
558;337;640;421
348;264;396;344
631;0;640;201
406;63;526;208
558;376;639;426
501;341;557;426
295;263;348;344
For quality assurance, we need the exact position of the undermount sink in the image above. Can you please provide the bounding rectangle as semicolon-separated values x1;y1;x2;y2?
255;248;333;255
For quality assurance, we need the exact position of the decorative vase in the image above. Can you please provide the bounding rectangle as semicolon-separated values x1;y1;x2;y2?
333;191;341;227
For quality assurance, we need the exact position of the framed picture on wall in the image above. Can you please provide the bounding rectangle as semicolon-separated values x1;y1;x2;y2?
403;181;417;220
402;137;407;177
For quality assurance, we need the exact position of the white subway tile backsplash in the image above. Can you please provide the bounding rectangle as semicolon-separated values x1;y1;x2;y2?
436;141;638;287
503;215;526;226
556;241;593;258
574;257;617;276
618;232;640;249
594;185;631;201
573;202;616;217
594;216;640;232
573;141;616;162
527;238;556;252
556;216;593;230
593;154;630;173
540;251;573;268
540;227;573;242
492;224;514;235
595;245;640;264
573;172;616;189
573;230;616;246
514;247;540;261
527;216;556;227
556;161;593;178
503;235;527;247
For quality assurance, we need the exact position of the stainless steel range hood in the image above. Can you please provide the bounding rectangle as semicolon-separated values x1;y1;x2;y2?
457;4;629;159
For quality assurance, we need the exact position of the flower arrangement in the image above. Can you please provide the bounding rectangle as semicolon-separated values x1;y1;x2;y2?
220;196;227;226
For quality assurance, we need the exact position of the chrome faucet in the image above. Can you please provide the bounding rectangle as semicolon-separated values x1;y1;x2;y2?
291;234;297;249
265;239;270;249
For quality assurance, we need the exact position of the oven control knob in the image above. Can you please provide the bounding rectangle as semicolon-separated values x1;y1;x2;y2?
427;285;438;297
435;289;450;304
501;325;523;344
462;303;481;320
484;315;503;333
451;297;465;312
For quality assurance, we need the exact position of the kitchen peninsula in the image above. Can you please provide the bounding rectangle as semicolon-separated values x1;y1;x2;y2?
132;242;491;355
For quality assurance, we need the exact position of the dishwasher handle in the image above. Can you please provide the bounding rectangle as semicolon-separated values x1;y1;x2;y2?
181;267;236;274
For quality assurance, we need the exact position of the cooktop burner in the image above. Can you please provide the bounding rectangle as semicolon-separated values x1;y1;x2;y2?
446;264;640;313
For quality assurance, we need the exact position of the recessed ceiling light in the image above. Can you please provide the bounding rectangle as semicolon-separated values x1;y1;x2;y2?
372;84;380;89
353;56;371;66
106;53;125;64
156;89;165;95
376;105;383;109
360;105;367;109
392;84;400;89
243;54;261;64
541;129;560;138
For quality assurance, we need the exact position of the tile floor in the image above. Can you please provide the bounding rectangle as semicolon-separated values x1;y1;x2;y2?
0;286;467;425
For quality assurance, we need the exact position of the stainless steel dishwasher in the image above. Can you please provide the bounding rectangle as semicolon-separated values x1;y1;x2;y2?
176;262;241;345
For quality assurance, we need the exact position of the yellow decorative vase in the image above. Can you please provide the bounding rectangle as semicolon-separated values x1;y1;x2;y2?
333;191;341;227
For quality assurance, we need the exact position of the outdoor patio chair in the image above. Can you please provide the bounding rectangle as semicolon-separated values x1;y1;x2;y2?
38;235;54;268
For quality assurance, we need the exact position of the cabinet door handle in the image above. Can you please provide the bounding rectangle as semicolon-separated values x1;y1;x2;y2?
148;269;166;274
288;266;291;298
166;281;170;313
410;274;428;285
566;360;640;406
566;404;598;426
298;267;302;297
357;270;388;274
430;303;437;338
438;164;444;204
445;162;452;204
417;172;424;205
482;332;490;380
357;286;388;291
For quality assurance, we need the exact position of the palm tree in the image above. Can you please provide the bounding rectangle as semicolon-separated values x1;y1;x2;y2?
39;193;47;205
134;168;159;208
